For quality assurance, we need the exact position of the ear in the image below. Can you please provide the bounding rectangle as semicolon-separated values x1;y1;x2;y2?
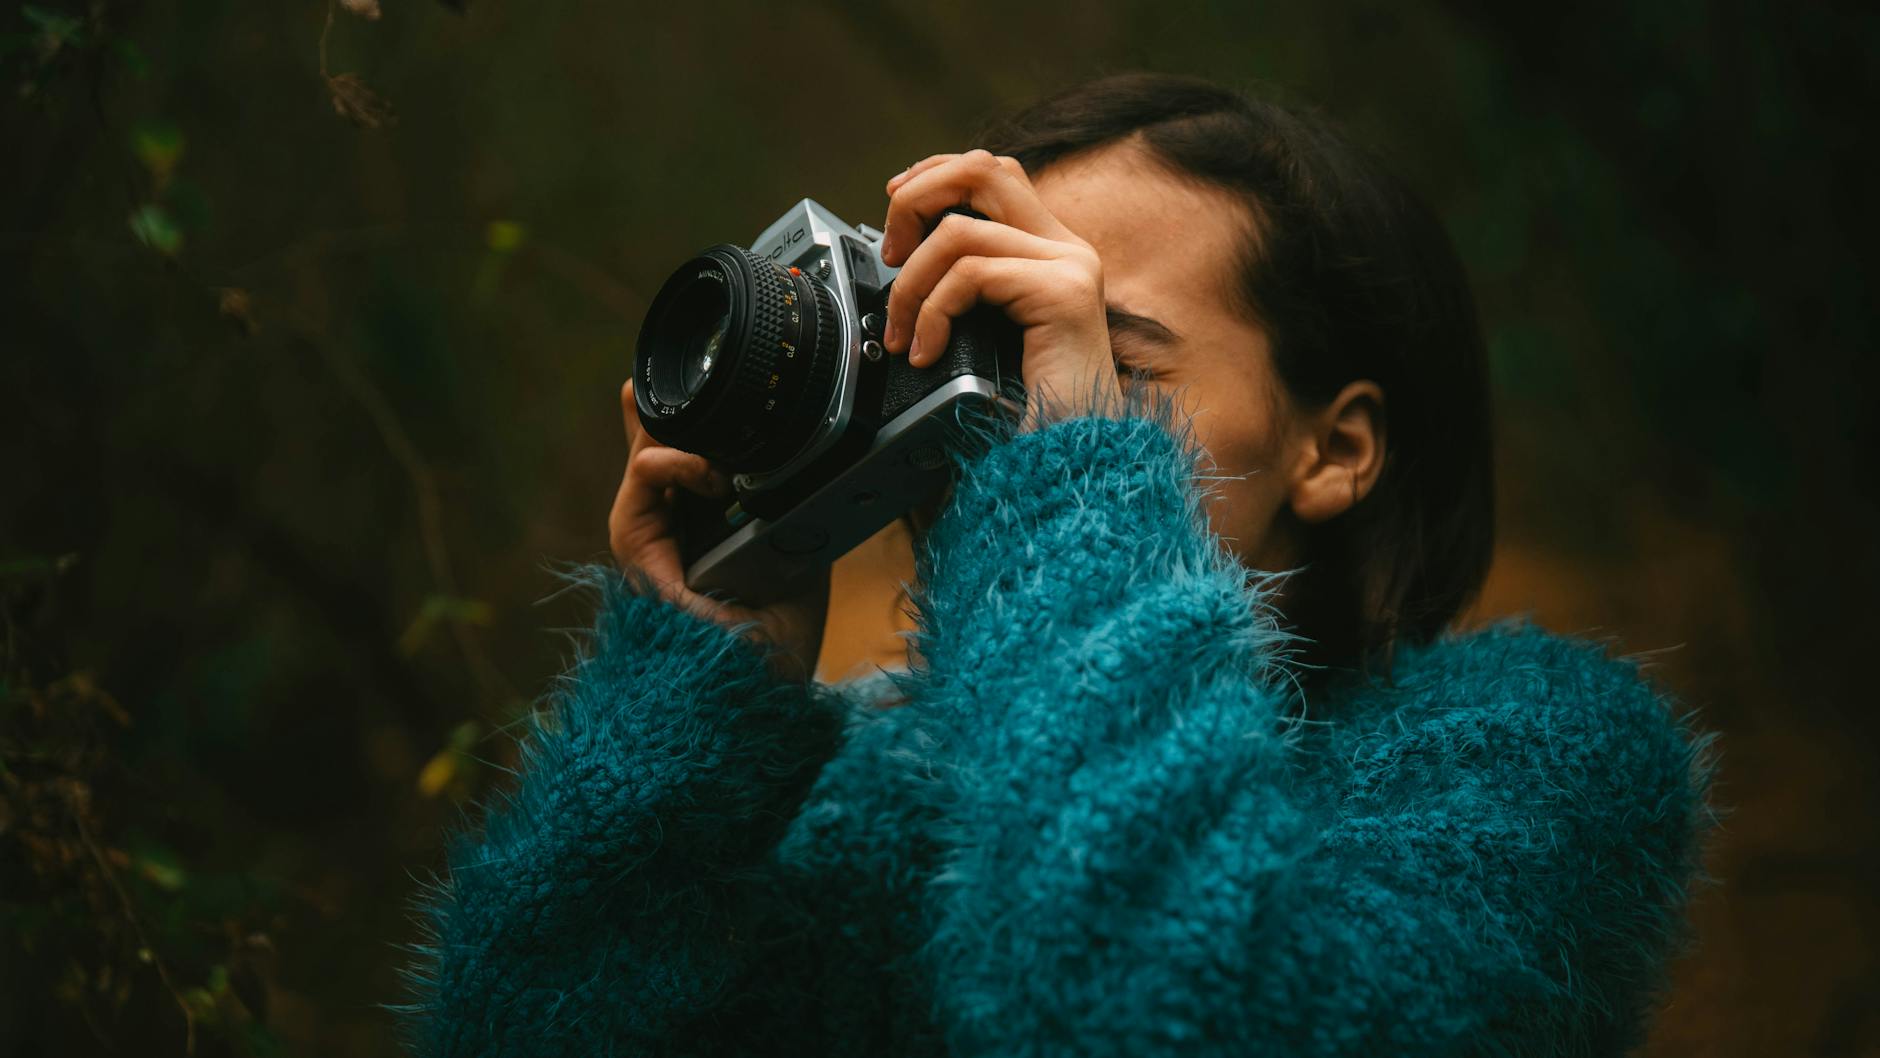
1285;380;1387;525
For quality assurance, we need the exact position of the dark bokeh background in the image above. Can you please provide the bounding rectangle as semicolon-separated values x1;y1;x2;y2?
3;2;1874;1055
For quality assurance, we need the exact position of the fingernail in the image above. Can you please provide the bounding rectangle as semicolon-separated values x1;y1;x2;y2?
884;317;899;347
908;334;922;364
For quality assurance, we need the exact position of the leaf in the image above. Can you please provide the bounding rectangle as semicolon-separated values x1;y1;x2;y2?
417;721;480;798
182;986;219;1025
326;73;396;130
111;38;149;79
338;0;382;19
241;1022;287;1058
484;220;527;253
415;750;456;798
0;553;78;581
131;121;183;189
128;204;183;256
132;848;186;892
445;719;481;753
217;287;258;336
475;222;528;297
397;595;494;656
21;5;83;44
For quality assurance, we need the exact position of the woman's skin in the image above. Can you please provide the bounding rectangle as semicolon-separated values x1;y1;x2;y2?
610;139;1386;681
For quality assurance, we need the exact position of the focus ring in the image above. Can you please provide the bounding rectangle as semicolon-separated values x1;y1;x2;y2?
719;249;818;465
729;250;793;410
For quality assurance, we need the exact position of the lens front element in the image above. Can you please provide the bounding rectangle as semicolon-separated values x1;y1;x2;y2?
646;267;733;407
634;245;840;472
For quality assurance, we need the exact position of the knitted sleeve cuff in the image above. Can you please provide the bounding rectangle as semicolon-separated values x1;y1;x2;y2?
452;564;841;885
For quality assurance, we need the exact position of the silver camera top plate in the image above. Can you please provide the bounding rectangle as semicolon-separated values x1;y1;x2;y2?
739;199;899;492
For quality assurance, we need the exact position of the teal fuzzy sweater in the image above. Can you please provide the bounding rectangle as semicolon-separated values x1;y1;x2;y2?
395;403;1715;1057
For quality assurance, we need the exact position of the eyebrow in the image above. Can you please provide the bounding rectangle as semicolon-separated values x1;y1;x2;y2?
1106;304;1181;348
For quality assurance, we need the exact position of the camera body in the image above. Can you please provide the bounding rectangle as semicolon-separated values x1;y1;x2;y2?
633;199;1023;604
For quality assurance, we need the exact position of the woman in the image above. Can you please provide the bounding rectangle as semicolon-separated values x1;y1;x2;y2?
396;73;1714;1056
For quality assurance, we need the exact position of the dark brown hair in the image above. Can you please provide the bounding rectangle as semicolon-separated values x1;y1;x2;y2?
973;71;1496;679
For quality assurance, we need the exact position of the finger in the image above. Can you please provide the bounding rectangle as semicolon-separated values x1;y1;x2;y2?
631;446;729;499
883;153;964;256
909;255;1099;368
622;379;650;456
624;526;690;609
886;151;1033;199
607;458;640;564
882;149;1072;266
994;154;1034;187
885;153;959;197
882;213;1068;355
609;447;727;581
609;463;683;585
905;256;984;369
614;449;724;551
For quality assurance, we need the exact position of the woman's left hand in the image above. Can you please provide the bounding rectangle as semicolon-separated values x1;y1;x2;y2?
880;150;1123;423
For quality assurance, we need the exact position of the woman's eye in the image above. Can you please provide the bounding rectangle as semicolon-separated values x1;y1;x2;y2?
1113;359;1156;382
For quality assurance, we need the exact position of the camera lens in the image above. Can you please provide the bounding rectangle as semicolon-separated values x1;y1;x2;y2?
649;274;730;406
634;244;840;472
682;316;726;397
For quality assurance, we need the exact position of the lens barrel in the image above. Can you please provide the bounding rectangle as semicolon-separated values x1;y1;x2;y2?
634;244;840;472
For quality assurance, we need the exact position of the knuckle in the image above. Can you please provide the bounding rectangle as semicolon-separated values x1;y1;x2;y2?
915;287;954;324
1058;258;1103;302
963;148;999;171
628;446;661;474
936;211;973;237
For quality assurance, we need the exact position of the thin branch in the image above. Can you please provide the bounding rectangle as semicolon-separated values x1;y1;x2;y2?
308;325;520;707
67;27;500;719
318;0;335;79
69;798;196;1056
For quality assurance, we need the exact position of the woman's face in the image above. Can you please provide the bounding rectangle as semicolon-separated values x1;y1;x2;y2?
1028;141;1310;573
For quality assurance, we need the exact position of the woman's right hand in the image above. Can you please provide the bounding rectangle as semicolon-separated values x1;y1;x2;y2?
608;381;831;683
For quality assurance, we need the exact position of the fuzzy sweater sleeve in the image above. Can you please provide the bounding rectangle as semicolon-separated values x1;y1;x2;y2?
393;568;843;1058
901;396;1715;1057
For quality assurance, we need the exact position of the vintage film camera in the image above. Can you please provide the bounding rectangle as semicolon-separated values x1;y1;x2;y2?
633;200;1023;604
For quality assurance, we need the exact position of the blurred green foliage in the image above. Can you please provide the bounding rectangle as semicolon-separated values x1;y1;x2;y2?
1;1;1875;1054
